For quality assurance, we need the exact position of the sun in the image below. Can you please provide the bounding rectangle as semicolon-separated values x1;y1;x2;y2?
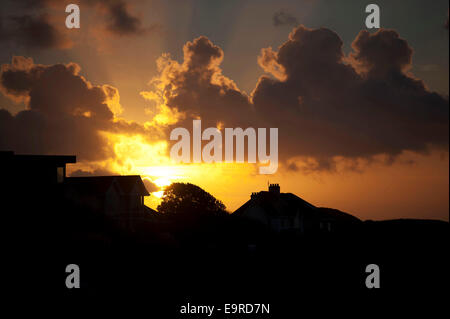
140;167;181;200
152;190;165;199
153;177;172;188
152;176;172;198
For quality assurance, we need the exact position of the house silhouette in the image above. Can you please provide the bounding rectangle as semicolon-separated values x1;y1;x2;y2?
233;184;360;233
64;175;153;229
1;151;76;216
1;150;76;186
0;151;154;230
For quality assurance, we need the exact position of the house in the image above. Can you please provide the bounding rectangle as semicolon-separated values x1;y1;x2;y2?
0;151;77;235
0;151;76;187
0;151;155;229
64;176;152;228
233;184;359;233
0;151;76;211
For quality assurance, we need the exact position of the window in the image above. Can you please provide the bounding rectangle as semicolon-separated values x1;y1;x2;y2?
57;166;64;183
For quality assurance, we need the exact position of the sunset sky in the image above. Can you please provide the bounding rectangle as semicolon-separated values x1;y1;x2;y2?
1;0;448;221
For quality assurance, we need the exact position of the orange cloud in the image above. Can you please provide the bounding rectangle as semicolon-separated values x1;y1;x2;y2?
0;56;164;166
140;27;448;172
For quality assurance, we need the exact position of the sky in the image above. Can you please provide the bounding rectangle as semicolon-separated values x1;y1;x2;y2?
0;0;448;221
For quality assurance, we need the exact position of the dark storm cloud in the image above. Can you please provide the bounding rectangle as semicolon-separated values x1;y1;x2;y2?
0;13;72;50
146;36;253;132
0;56;161;161
253;27;448;166
349;29;413;76
1;0;153;45
81;0;157;36
105;0;147;36
273;10;298;27
146;26;448;171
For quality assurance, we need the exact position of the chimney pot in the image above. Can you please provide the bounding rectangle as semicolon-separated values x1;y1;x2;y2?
268;183;280;194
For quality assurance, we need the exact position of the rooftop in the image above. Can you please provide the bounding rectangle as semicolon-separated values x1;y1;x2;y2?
234;184;317;217
66;175;150;196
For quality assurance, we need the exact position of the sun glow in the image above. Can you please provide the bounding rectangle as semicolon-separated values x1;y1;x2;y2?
152;191;165;199
153;177;173;187
67;131;260;210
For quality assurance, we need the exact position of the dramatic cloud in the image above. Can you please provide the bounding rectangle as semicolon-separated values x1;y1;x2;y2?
143;26;449;171
0;56;160;162
0;13;72;50
253;27;448;167
349;29;413;76
273;10;298;27
1;0;154;47
80;0;158;36
1;24;447;173
142;36;252;132
104;0;148;36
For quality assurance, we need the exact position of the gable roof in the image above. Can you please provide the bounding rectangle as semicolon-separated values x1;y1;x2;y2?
65;176;150;196
233;191;316;217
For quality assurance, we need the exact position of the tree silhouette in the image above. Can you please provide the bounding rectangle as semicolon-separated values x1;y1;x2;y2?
157;182;227;218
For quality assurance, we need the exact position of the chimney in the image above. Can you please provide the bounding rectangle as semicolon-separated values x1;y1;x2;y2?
268;183;280;195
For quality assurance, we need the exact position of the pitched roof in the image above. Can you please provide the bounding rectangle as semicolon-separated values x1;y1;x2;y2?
65;176;150;196
233;191;316;217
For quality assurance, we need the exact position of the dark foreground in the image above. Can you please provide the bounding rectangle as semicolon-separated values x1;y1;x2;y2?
4;199;449;318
